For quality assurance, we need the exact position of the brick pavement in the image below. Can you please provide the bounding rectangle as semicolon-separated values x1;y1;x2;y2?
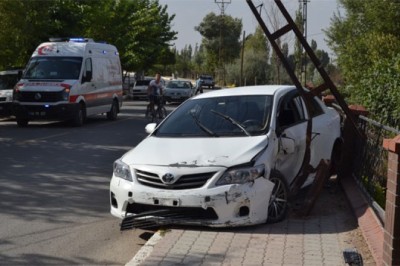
126;177;375;266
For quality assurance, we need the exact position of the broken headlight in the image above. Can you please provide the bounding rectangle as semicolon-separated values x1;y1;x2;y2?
113;159;132;181
216;164;265;186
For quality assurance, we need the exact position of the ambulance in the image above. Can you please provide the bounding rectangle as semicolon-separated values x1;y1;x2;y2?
13;38;123;126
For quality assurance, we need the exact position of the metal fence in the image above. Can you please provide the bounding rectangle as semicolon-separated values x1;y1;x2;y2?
331;103;399;224
352;115;399;224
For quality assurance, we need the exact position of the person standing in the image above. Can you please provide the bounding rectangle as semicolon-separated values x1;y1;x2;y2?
195;77;203;95
147;72;164;115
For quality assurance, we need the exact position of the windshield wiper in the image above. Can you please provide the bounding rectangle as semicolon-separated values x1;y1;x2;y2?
210;109;251;136
189;111;218;137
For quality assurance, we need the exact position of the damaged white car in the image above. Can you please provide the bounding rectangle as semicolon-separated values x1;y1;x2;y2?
110;85;342;229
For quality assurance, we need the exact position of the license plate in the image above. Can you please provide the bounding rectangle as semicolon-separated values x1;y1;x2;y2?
29;111;46;117
155;198;180;206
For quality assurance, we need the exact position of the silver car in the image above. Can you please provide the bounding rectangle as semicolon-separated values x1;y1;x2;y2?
163;80;194;103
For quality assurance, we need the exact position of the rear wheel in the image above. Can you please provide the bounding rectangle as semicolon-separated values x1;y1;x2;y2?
107;100;118;121
330;140;343;175
267;171;289;223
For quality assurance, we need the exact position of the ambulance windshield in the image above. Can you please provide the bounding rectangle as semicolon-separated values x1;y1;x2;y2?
23;57;83;80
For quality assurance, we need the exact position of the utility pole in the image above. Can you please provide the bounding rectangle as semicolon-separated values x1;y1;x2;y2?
299;0;309;86
215;0;231;86
240;31;246;86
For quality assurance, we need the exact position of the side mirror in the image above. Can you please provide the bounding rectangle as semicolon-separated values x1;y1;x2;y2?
145;123;157;134
280;136;295;154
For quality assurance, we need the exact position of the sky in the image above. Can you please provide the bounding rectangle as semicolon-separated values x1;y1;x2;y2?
158;0;342;58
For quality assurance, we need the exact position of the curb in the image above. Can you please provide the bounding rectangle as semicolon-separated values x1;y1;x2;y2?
340;176;383;265
125;231;163;266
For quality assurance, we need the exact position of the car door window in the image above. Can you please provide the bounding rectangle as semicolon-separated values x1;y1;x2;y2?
308;97;325;118
277;94;305;129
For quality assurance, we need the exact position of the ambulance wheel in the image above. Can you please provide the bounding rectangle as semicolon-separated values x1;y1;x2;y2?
16;117;29;127
267;170;289;224
71;103;86;127
107;100;118;121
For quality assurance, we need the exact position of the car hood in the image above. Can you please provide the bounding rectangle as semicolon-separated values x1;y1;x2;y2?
18;80;78;91
122;136;268;168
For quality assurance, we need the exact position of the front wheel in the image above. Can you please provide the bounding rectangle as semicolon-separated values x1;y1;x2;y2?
158;106;167;119
107;100;118;121
71;103;86;127
16;117;29;127
267;171;289;223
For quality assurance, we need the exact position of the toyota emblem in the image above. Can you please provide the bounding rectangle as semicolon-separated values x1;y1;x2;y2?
161;173;175;184
34;93;42;100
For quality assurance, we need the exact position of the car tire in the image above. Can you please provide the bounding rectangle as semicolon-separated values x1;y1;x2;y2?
71;103;86;127
267;170;289;224
330;139;343;176
16;117;29;127
107;100;118;121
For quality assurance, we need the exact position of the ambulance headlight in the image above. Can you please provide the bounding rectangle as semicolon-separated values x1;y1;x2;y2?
113;159;132;182
216;164;265;186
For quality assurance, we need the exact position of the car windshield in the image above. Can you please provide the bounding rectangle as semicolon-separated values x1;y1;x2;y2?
155;95;272;137
166;81;191;89
23;57;82;80
135;80;151;86
0;73;19;90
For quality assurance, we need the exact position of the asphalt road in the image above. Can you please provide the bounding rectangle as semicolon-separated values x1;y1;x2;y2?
0;100;174;265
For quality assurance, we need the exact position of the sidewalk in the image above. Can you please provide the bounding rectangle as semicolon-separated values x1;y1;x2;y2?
127;177;375;266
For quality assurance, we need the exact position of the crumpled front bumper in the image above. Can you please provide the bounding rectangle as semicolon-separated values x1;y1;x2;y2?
110;176;274;228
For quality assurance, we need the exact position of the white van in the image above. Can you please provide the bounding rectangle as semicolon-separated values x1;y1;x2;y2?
0;68;22;117
13;37;123;126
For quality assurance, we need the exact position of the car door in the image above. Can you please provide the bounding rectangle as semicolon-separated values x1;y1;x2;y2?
274;91;308;186
308;96;336;167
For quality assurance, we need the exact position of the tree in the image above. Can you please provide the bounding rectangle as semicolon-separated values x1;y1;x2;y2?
173;45;193;78
325;0;400;128
224;26;272;86
195;12;242;76
0;0;177;74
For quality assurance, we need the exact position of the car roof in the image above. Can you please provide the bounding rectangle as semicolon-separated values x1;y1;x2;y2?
193;85;295;98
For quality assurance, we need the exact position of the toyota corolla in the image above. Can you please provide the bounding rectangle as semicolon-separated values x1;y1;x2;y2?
110;85;342;228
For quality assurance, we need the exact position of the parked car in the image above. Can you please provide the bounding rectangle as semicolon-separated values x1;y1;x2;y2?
131;78;151;100
0;68;23;117
132;76;166;100
163;79;194;103
123;72;136;96
199;74;215;89
110;85;342;228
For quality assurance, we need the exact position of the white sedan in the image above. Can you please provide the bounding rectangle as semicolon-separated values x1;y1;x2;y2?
110;85;342;228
